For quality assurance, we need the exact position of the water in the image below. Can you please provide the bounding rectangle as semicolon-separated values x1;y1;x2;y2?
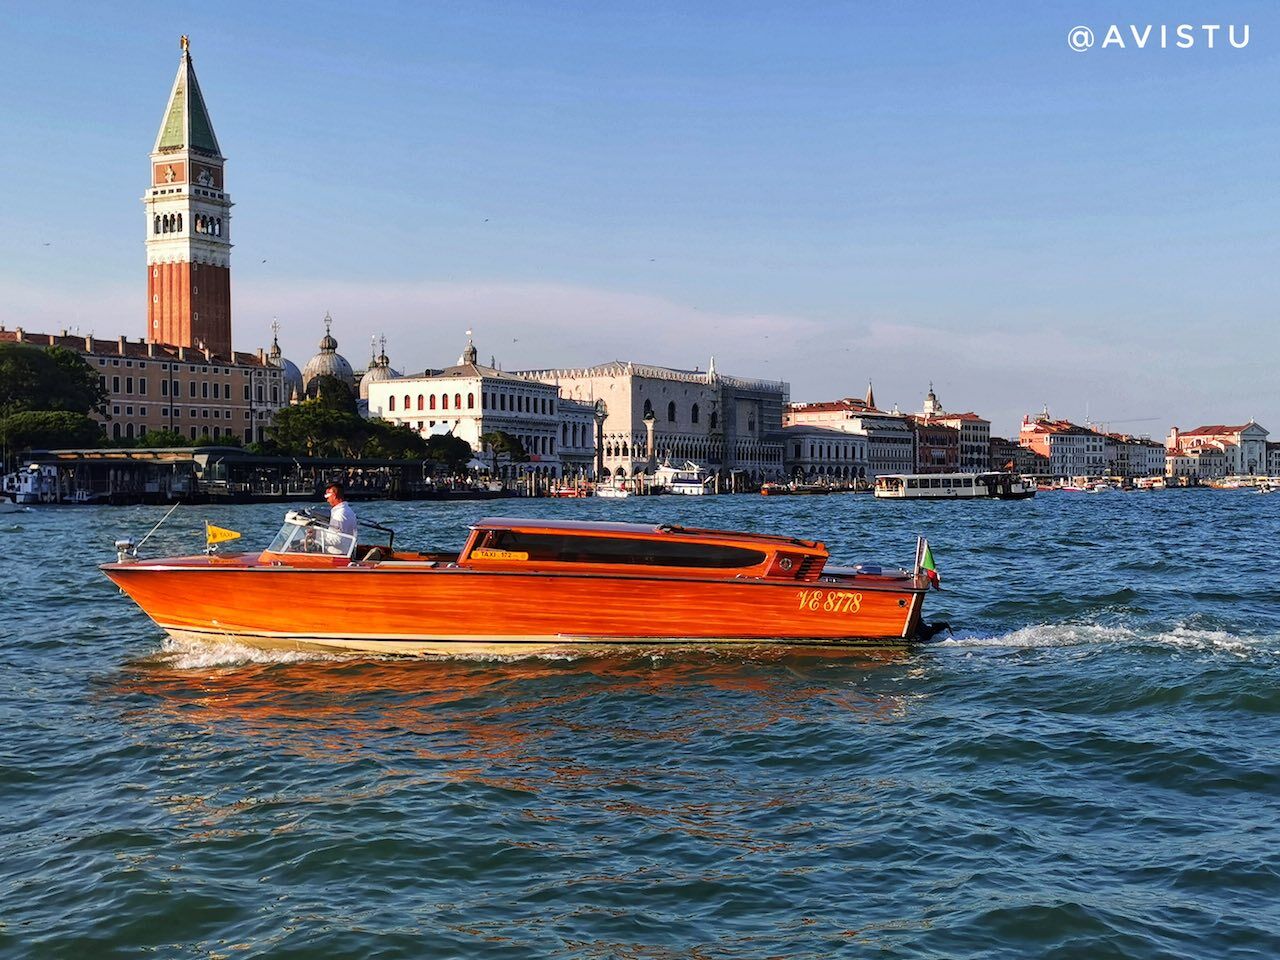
3;491;1279;958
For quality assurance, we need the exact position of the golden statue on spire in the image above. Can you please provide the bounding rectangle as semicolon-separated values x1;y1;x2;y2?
180;35;190;53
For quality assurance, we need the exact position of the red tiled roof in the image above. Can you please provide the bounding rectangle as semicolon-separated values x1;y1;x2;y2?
0;328;274;367
1182;424;1255;436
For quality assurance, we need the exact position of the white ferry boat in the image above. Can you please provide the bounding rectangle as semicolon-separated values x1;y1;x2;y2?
874;472;1035;500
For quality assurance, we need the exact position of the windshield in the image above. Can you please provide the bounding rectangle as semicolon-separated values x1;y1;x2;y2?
265;511;356;558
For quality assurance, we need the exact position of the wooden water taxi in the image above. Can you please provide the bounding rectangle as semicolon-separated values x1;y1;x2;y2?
101;512;943;656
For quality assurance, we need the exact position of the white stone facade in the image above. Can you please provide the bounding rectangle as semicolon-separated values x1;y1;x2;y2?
520;361;788;480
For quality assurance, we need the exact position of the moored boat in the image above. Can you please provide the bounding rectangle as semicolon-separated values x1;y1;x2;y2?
101;512;943;656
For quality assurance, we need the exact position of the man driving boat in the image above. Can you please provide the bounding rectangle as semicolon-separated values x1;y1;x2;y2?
324;481;357;538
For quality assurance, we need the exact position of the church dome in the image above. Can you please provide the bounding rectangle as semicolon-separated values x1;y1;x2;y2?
267;323;304;400
301;312;355;396
358;335;401;400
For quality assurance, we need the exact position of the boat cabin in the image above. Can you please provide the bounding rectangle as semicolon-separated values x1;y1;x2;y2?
460;518;829;580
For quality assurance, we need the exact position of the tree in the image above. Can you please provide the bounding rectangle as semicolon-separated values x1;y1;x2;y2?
269;399;370;458
479;430;528;473
307;375;358;414
1;411;103;455
425;433;473;474
364;419;430;460
0;343;107;416
137;428;191;448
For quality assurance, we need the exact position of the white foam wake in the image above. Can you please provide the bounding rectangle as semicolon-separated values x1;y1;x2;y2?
938;622;1276;657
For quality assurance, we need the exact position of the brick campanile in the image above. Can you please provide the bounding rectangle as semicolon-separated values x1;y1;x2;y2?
144;36;233;358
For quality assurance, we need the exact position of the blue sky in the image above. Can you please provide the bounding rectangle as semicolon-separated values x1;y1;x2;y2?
1;1;1276;436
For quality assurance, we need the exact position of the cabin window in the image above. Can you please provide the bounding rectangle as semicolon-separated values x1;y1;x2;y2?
483;531;767;569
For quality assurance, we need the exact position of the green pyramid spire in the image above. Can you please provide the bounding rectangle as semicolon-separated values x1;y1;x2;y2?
154;38;221;157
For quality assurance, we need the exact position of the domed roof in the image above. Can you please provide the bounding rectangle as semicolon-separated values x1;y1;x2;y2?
358;335;402;400
267;321;304;400
302;312;355;395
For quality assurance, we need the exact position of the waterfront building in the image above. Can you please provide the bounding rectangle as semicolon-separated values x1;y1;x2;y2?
989;436;1050;476
521;359;788;481
556;399;598;477
909;414;960;473
1018;409;1107;478
367;335;564;477
784;388;914;478
1166;422;1270;476
1268;442;1280;477
1105;434;1166;478
907;385;989;473
782;426;869;481
0;327;285;444
1166;446;1227;481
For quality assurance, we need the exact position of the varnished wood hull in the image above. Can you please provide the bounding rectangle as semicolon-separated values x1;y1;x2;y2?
103;559;929;656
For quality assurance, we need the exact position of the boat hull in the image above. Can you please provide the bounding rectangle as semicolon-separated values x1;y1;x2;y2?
102;560;929;656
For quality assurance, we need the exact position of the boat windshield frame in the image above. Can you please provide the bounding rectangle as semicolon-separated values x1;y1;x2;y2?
264;510;357;558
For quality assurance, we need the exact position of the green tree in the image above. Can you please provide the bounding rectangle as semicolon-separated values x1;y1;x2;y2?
425;433;474;474
0;343;107;416
269;399;370;457
137;428;192;448
308;375;358;414
479;430;528;472
364;419;430;460
1;410;104;454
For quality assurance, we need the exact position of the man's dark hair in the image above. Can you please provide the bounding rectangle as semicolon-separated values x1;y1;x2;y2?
326;481;345;496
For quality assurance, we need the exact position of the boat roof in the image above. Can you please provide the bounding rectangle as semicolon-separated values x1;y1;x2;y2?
472;517;821;549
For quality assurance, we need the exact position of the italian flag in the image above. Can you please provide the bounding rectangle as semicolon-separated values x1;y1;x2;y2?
917;537;941;589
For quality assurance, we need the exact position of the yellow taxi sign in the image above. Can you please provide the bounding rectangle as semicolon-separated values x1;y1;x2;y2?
205;522;242;546
469;547;528;561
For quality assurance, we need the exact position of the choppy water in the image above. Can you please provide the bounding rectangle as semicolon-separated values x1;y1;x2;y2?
3;490;1279;958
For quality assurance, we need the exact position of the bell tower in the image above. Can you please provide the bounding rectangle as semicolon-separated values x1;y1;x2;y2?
144;36;233;357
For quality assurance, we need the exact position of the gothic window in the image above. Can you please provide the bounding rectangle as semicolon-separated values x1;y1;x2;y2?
442;394;449;410
429;395;437;410
468;393;475;409
691;403;699;424
667;401;676;422
404;394;411;410
709;412;718;430
454;393;462;409
112;422;121;439
417;394;424;411
389;395;396;411
621;442;629;457
748;414;756;432
176;214;183;232
154;215;161;234
643;399;654;418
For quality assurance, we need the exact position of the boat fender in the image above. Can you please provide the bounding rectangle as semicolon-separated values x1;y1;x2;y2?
917;621;952;643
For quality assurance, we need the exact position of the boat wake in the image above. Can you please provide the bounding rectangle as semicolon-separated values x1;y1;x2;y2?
155;636;346;669
938;621;1278;657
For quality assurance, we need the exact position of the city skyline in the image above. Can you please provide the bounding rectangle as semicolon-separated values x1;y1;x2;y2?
1;2;1276;437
